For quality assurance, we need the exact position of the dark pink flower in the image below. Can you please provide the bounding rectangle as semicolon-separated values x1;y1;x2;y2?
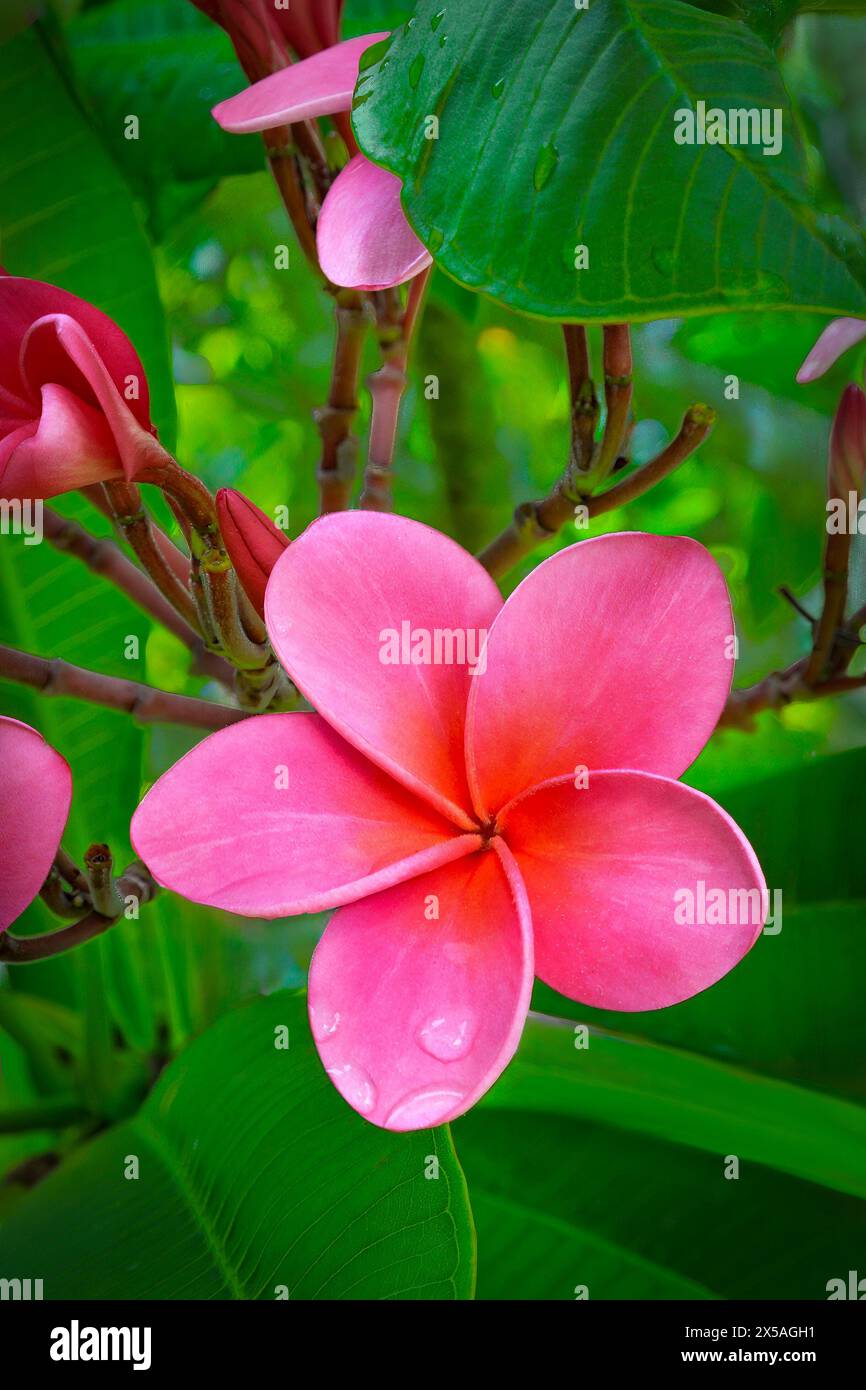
132;515;765;1131
217;487;290;618
797;318;866;383
213;36;432;290
0;273;169;501
0;717;72;932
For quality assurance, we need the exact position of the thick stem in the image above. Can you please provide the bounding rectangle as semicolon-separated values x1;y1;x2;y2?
477;402;715;581
0;862;157;965
0;644;246;731
804;531;852;684
591;324;634;486
360;270;431;511
264;127;322;274
83;844;124;918
315;292;368;513
43;508;231;686
101;481;201;633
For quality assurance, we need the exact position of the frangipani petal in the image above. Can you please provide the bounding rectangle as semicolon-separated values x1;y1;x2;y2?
466;533;734;818
265;512;502;828
0;274;152;429
797;318;866;383
0;717;72;932
0;384;121;500
131;712;479;918
501;771;765;1011
212;34;388;132
308;841;533;1130
317;155;433;290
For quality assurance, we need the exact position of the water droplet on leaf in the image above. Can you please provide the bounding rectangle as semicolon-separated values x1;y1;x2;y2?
409;53;425;89
534;142;559;191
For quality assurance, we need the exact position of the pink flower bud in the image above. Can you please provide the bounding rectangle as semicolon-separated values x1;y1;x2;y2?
217;488;290;618
828;384;866;500
0;272;170;502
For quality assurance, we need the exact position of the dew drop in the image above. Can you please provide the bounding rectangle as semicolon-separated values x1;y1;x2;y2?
409;53;425;89
325;1063;377;1115
385;1086;465;1130
428;226;445;254
418;1012;476;1061
431;9;446;31
491;78;505;99
310;1004;340;1043
651;245;674;277
534;141;559;192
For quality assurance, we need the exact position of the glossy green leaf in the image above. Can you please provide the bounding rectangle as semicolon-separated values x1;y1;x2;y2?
353;0;866;321
0;992;476;1299
455;1108;866;1299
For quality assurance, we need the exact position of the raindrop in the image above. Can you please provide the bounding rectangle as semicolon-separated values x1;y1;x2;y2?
385;1087;465;1130
309;1004;340;1043
418;1013;476;1061
491;78;505;99
409;53;426;89
431;9;446;31
326;1063;377;1115
651;245;674;277
428;226;445;254
534;141;559;192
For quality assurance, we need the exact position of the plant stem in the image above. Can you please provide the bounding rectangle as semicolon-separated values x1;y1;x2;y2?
315;291;369;513
43;508;232;686
360;270;431;511
101;481;201;632
0;644;246;731
0;863;157;965
804;531;851;683
264;128;322;274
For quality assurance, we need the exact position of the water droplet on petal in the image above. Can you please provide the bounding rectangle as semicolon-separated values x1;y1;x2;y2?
326;1063;377;1115
418;1013;476;1061
534;141;559;191
310;1004;340;1043
409;53;425;88
385;1086;465;1130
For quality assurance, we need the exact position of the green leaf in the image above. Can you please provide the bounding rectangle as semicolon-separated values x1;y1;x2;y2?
0;992;476;1299
67;0;264;191
483;1014;866;1199
0;23;175;443
353;0;866;322
455;1107;866;1299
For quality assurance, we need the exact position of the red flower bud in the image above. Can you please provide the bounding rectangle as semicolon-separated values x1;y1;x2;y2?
217;488;290;618
828;383;866;500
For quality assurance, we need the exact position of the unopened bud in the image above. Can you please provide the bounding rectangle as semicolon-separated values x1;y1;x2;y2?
828;384;866;500
216;488;289;618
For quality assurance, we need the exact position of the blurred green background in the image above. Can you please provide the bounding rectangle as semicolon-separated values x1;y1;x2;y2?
0;0;864;1299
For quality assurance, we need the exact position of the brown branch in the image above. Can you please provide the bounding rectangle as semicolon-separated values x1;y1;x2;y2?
360;271;432;512
0;644;246;731
804;531;851;684
315;291;369;513
102;481;201;633
264;128;322;276
43;508;231;686
0;862;157;965
477;390;715;581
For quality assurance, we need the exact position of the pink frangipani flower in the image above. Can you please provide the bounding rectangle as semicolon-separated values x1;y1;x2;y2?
0;273;170;501
797;317;866;383
131;515;765;1132
0;717;72;932
212;35;432;291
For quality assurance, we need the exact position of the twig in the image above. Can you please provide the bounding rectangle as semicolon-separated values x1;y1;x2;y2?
315;291;369;513
477;384;714;581
102;481;201;632
360;270;431;511
0;644;246;731
0;862;157;965
83;844;124;918
43;508;232;686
